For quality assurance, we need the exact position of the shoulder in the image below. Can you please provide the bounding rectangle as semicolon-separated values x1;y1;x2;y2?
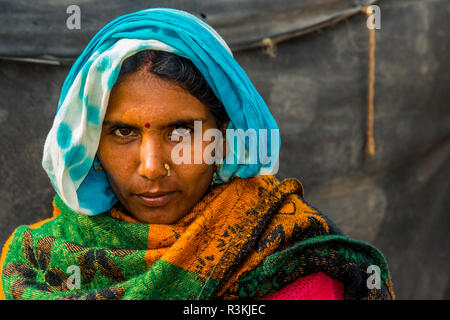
0;197;67;280
0;214;61;274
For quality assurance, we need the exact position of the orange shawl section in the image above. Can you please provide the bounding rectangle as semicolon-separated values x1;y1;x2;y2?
110;175;331;299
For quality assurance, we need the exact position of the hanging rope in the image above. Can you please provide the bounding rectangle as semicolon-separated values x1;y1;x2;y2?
365;7;376;156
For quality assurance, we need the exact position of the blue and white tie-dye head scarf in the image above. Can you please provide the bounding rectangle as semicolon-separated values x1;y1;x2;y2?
42;8;280;215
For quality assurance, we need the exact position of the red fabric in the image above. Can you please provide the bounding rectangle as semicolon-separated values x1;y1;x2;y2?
260;272;344;300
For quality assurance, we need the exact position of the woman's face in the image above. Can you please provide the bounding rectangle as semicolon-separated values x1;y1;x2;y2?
97;69;222;224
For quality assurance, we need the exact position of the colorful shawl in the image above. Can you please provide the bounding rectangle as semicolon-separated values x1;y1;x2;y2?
42;8;280;216
0;176;394;300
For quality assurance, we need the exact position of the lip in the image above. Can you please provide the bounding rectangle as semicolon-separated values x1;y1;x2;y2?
135;191;177;207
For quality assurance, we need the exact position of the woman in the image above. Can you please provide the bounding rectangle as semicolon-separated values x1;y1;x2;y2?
0;8;394;300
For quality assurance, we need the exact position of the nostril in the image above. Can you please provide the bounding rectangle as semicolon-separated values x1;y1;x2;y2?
137;155;169;180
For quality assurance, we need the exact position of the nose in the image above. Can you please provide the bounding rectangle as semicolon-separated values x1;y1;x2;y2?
137;134;169;180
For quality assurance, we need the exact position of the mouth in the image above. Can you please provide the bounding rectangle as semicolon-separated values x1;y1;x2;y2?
135;191;177;207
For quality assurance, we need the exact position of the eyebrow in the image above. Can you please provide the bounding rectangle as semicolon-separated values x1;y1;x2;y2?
102;120;140;131
102;118;207;130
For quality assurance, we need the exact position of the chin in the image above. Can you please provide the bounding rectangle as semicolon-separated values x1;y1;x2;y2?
135;207;180;224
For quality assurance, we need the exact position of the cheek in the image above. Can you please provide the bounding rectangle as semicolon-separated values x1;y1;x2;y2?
97;137;138;185
176;163;213;194
175;136;216;183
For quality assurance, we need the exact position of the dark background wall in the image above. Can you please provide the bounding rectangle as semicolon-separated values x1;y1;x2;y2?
0;0;449;299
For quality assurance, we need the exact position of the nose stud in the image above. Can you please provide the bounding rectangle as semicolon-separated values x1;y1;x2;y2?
164;163;171;177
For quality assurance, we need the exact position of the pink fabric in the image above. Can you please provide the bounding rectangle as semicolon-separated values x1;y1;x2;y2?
260;272;344;300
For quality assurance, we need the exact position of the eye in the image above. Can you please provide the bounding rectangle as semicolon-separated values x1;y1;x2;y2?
113;127;136;138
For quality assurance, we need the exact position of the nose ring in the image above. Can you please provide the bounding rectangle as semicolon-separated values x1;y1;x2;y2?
164;163;171;177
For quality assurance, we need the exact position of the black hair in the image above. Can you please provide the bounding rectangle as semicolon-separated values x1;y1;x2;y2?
117;50;229;128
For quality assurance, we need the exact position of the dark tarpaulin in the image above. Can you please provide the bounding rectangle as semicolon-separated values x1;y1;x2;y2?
0;0;376;62
0;0;449;299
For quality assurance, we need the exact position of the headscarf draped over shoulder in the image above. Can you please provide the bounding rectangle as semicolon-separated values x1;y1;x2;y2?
42;8;280;215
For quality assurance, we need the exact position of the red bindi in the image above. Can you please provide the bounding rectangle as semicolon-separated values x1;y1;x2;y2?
144;122;151;128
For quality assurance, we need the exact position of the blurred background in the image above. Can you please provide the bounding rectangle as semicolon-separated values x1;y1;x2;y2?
0;0;449;299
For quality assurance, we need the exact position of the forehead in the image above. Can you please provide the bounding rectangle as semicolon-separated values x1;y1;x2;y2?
105;70;214;125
